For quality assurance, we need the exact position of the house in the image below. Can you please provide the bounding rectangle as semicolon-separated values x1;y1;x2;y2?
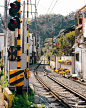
54;26;75;49
72;5;86;79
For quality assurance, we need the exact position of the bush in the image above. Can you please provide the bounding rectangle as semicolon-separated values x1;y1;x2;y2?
12;89;45;108
12;92;37;108
0;70;4;77
1;75;8;89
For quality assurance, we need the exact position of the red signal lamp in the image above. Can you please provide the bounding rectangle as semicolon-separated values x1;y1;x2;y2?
13;4;17;9
14;21;17;25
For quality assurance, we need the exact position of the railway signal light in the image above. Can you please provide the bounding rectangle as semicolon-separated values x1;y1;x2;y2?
8;46;17;61
8;17;20;31
8;1;20;31
9;1;20;17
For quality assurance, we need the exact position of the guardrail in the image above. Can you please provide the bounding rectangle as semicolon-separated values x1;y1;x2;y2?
3;87;13;108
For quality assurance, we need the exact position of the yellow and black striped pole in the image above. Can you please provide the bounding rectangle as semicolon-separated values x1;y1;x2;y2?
26;0;29;98
17;0;21;69
27;0;29;68
16;0;22;94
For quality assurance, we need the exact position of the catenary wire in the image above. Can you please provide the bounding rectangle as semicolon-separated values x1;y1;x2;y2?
49;0;58;14
37;0;41;6
46;0;55;14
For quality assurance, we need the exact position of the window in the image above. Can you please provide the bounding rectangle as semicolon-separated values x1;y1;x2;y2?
76;53;79;61
84;12;86;18
84;37;86;42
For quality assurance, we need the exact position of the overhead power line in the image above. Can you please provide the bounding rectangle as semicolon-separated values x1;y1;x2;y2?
38;4;47;10
49;0;58;14
46;0;55;14
37;0;41;6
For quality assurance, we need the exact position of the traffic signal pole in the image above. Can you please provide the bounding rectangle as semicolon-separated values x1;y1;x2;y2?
26;0;29;98
16;0;22;95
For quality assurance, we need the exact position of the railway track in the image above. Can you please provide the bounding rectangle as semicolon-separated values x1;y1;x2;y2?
32;58;69;108
34;56;86;108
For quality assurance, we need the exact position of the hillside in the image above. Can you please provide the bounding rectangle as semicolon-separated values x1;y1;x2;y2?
29;12;76;45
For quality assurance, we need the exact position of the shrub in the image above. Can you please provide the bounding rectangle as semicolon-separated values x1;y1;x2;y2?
12;89;45;108
1;75;8;89
0;70;4;77
12;92;38;108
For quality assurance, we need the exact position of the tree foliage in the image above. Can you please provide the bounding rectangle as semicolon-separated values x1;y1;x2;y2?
29;12;75;47
58;31;75;56
42;38;58;57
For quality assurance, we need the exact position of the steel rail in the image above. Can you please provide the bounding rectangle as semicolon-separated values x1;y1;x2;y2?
47;75;86;101
34;65;71;108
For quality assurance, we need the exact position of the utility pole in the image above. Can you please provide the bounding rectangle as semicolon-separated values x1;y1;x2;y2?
4;0;8;77
4;0;7;47
22;1;25;53
52;25;54;49
35;0;37;61
39;36;41;58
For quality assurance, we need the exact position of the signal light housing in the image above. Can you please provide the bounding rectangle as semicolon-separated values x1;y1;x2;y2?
8;17;20;31
9;1;20;17
8;1;20;31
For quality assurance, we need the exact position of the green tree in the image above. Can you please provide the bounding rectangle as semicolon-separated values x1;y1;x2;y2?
58;31;75;56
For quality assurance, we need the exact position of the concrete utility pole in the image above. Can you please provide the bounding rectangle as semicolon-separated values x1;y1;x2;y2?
35;0;37;60
39;36;41;58
52;25;54;48
4;0;7;47
22;1;25;53
4;0;8;77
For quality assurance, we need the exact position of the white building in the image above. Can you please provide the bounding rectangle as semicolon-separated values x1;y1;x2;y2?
72;5;86;79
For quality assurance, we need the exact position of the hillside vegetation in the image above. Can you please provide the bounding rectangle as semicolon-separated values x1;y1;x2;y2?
29;12;76;43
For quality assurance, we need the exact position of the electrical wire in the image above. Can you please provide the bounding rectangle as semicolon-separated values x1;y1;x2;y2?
38;4;47;10
46;0;55;14
37;0;41;6
49;0;58;14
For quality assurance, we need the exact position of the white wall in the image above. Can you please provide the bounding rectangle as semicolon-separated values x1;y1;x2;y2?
75;46;81;75
56;56;60;69
0;36;4;51
74;35;84;75
50;61;55;68
61;56;75;75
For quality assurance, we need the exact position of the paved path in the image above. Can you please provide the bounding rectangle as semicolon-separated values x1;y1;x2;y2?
0;85;5;108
